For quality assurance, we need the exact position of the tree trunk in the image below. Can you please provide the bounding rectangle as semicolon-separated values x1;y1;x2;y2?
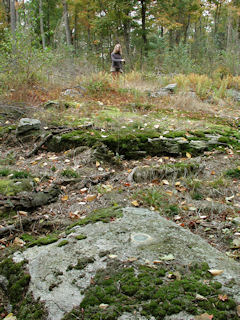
62;0;72;46
10;0;16;37
140;0;148;55
39;0;46;49
184;15;191;43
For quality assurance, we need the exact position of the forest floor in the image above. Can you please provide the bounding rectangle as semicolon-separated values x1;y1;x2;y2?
1;74;240;319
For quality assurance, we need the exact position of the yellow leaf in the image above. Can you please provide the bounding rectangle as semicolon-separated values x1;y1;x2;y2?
131;200;140;207
18;211;28;217
165;190;173;196
96;161;100;167
61;195;69;202
208;269;224;276
3;314;17;320
186;152;192;158
34;177;40;183
85;194;97;202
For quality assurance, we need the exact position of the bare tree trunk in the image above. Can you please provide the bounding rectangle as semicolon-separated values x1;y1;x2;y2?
10;0;16;37
140;0;148;55
62;0;72;46
39;0;46;49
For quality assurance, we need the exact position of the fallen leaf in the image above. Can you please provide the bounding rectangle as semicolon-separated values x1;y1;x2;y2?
218;294;228;301
34;177;40;183
206;197;213;202
225;195;234;202
160;254;175;261
127;257;138;262
165;190;173;196
196;294;207;301
162;179;169;185
3;314;17;320
232;239;240;249
61;195;69;202
186;152;192;159
108;254;118;259
96;161;100;167
18;211;28;217
237;305;240;317
131;200;140;207
195;313;213;320
13;237;25;247
69;212;80;220
208;269;224;276
85;194;97;202
80;188;88;194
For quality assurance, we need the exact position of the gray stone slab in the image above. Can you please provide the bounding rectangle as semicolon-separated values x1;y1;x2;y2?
15;207;240;320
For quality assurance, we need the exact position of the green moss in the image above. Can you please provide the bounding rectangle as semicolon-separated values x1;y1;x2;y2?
164;131;186;138
0;179;33;196
21;233;35;243
67;257;95;271
0;258;29;305
28;234;58;247
68;206;123;230
75;234;87;240
57;240;69;247
17;294;47;320
63;261;238;320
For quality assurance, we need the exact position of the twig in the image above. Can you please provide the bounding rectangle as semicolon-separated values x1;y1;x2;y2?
26;133;53;158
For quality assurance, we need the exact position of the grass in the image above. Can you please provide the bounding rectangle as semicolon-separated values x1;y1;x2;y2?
133;188;180;216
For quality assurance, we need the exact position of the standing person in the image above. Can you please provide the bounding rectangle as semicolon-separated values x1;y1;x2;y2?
111;43;125;78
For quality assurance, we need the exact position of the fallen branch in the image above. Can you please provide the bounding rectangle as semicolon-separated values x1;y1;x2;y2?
26;133;53;158
55;172;112;188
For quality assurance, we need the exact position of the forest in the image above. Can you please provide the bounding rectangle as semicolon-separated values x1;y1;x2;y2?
1;0;240;80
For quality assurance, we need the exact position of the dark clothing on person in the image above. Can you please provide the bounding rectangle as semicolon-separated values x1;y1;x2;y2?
111;52;123;71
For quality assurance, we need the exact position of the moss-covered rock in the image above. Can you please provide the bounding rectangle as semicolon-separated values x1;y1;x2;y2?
0;178;33;196
63;262;238;320
46;127;240;159
67;206;123;231
0;258;46;318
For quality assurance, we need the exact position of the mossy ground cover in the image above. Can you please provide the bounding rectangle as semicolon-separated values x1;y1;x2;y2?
67;206;123;231
0;178;33;196
46;125;240;159
63;261;238;320
0;258;47;319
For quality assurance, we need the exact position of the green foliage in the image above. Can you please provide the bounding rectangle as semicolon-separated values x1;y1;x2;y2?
61;169;79;178
225;167;240;179
134;188;180;216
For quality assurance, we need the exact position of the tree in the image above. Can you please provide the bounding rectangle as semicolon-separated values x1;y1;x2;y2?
62;0;71;45
39;0;46;49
